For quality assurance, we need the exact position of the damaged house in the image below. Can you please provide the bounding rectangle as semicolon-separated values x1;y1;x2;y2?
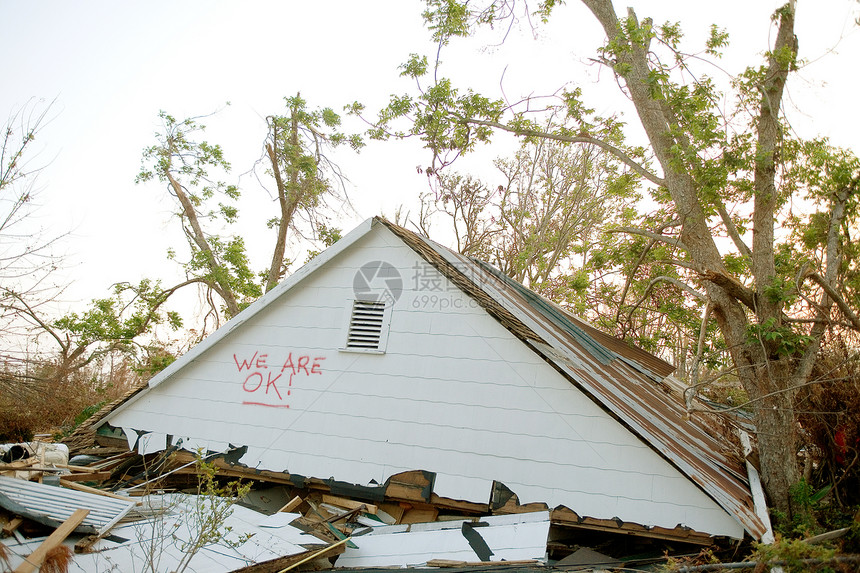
84;216;770;562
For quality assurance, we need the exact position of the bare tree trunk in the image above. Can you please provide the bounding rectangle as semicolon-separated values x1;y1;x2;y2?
264;104;303;293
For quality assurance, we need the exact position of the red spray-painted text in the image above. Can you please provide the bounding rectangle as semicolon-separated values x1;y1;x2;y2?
233;351;325;408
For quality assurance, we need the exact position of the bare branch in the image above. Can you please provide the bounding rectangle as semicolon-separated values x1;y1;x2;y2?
608;226;689;252
460;116;665;186
714;198;751;257
807;271;860;331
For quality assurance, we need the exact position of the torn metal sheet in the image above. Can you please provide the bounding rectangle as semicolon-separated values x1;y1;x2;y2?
335;510;550;568
0;475;135;536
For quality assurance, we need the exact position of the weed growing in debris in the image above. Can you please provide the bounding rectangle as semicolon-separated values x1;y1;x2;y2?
172;453;253;572
131;450;252;573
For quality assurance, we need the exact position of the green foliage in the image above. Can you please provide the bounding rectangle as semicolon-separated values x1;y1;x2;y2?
141;450;253;573
136;112;232;188
180;453;253;559
262;95;358;292
747;317;813;358
752;534;835;571
54;280;181;353
135;345;177;377
769;479;831;537
705;24;730;56
73;400;108;427
137;110;261;317
305;224;343;262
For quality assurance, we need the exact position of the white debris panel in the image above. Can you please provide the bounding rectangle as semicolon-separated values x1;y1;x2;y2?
336;511;551;568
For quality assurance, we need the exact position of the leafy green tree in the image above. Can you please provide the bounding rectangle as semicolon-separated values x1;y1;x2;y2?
6;279;182;382
368;0;860;517
137;111;260;320
138;98;358;323
260;93;361;293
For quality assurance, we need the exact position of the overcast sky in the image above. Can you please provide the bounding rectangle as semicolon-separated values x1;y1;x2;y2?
2;0;858;323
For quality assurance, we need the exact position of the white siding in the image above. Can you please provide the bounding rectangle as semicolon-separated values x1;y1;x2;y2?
110;225;743;538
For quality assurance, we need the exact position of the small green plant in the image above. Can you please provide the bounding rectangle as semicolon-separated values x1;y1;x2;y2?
134;450;253;573
171;452;253;573
772;478;830;538
752;534;836;572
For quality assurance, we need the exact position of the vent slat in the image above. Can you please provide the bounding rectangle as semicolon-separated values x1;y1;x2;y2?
346;300;386;350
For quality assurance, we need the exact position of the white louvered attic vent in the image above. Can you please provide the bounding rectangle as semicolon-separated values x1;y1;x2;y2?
343;300;389;352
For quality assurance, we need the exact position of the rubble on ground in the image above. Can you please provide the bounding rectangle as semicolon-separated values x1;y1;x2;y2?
1;440;729;572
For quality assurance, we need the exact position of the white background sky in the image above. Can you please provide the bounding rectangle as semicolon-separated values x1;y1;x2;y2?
2;0;858;331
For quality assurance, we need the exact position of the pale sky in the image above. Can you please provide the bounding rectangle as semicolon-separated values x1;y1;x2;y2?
2;0;858;328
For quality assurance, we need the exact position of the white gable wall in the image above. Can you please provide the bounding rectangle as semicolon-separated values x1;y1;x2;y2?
108;224;743;538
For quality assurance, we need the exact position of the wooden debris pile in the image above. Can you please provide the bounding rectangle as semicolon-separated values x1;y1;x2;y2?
1;439;726;572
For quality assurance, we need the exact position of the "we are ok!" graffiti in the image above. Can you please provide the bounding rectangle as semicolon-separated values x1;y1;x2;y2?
233;351;325;408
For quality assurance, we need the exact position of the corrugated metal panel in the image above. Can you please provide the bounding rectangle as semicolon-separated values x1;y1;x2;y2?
0;476;136;535
379;219;767;540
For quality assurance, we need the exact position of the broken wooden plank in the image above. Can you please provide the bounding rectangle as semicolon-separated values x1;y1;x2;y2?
278;495;304;513
384;470;434;502
0;459;37;471
58;478;140;504
170;451;295;485
229;541;348;573
56;463;111;473
74;534;100;554
55;471;112;482
377;502;406;524
72;446;131;457
322;494;378;515
13;508;89;573
550;507;713;545
804;527;851;545
429;493;489;514
401;506;439;524
0;466;64;474
2;516;23;536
